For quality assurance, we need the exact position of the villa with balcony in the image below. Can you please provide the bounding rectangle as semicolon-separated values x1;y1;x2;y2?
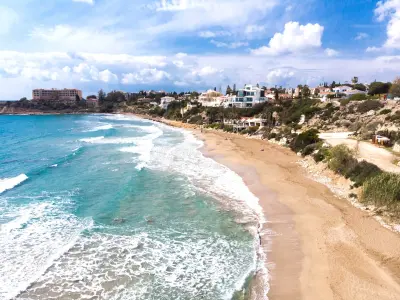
225;84;267;108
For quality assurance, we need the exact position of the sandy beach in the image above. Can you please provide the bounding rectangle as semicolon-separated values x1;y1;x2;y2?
151;117;400;300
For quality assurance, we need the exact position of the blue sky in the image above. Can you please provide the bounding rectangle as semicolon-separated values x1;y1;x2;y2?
0;0;399;99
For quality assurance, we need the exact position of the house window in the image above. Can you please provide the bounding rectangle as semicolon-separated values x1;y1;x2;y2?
246;103;252;107
246;97;252;102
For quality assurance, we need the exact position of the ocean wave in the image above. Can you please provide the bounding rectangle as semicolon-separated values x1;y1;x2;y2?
0;174;28;194
0;199;93;300
85;124;113;132
79;136;105;143
17;227;255;300
119;139;154;170
144;123;269;299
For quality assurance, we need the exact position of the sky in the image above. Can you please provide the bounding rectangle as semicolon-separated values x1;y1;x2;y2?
0;0;400;99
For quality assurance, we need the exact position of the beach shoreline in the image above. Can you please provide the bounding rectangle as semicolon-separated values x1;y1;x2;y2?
139;115;400;300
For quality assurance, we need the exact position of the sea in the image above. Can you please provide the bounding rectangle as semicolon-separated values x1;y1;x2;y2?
0;114;268;300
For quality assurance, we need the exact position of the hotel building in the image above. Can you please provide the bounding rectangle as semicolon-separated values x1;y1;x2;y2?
32;88;83;105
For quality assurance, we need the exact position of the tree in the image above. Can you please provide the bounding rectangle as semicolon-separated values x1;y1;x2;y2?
98;89;106;103
302;85;311;98
330;81;336;89
353;83;367;91
368;81;391;95
233;84;236;93
214;87;217;91
389;77;400;97
256;83;260;88
226;85;232;95
314;88;320;96
19;97;27;101
351;76;359;84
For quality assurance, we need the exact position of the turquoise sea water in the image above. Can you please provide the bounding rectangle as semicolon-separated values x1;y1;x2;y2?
0;114;266;300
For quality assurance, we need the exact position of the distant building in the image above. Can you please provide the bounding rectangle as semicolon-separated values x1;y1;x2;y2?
225;84;267;108
160;96;176;109
32;88;82;105
86;95;98;107
333;86;353;94
198;90;224;107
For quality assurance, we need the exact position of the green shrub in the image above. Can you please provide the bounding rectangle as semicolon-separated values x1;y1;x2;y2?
340;98;350;106
223;125;233;132
188;115;203;125
313;147;331;163
380;109;391;115
361;173;400;212
357;100;383;113
302;143;319;156
348;93;367;101
346;160;382;187
268;132;277;139
247;126;259;135
327;144;357;175
290;129;320;153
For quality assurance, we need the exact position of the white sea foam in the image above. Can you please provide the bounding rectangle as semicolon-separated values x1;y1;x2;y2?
144;122;269;298
86;124;113;132
79;136;105;143
18;227;254;300
0;174;28;194
0;198;93;300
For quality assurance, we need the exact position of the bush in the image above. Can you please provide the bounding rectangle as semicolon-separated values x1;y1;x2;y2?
357;100;383;113
313;147;330;163
290;129;320;153
247;126;259;135
327;145;357;176
188;115;203;125
302;143;319;156
380;109;391;115
268;132;277;140
223;125;233;132
346;160;382;187
340;98;350;106
348;93;367;101
361;173;400;213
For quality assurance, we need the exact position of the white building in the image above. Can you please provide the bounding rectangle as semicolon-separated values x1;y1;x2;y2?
198;90;224;107
159;96;175;109
225;84;267;108
333;86;353;94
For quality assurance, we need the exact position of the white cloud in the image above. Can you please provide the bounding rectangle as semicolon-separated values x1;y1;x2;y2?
78;53;168;67
30;25;131;53
99;69;118;83
374;0;400;49
244;25;266;35
62;66;71;73
266;68;295;85
251;22;324;56
121;68;171;84
0;6;19;35
355;32;369;40
210;40;249;49
175;52;188;59
199;31;232;38
147;0;277;35
325;48;339;57
72;0;94;4
376;55;400;63
366;46;381;52
192;66;220;76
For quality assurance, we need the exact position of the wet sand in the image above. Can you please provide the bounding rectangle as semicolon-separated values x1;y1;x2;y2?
150;117;400;300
